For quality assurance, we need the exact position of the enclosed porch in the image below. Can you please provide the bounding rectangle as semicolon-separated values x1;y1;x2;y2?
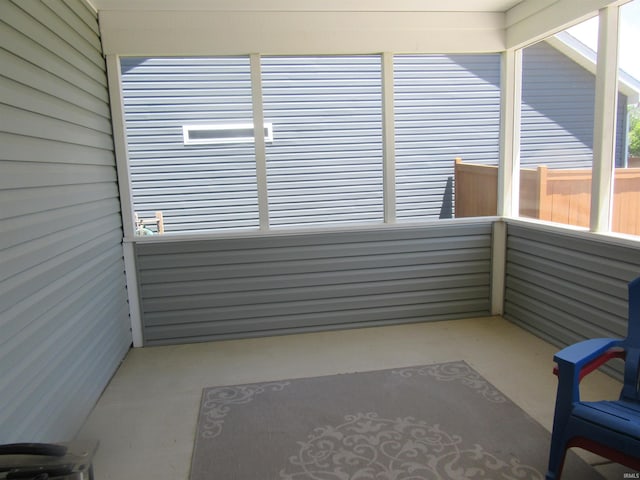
2;0;640;478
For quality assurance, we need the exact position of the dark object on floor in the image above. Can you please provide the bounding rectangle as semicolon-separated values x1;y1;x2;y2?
0;440;97;479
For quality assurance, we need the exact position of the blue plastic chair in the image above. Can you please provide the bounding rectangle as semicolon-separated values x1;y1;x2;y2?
546;276;640;479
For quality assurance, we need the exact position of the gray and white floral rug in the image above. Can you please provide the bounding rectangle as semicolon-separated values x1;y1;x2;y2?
190;361;601;479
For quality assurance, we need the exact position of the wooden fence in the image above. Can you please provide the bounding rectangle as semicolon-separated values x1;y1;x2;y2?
454;158;640;236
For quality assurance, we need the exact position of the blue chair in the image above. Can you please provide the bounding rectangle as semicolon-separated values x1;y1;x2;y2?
546;276;640;479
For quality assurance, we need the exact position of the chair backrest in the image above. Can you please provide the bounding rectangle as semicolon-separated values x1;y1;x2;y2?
621;276;640;401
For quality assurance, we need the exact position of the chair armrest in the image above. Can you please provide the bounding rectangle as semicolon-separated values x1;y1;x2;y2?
553;338;624;403
554;338;624;370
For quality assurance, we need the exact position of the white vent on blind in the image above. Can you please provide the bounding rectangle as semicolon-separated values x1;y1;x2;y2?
183;123;273;145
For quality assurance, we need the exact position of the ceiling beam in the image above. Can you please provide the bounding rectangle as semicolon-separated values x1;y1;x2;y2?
100;10;505;56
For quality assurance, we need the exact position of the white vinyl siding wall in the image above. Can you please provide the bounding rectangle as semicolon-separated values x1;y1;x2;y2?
0;0;131;443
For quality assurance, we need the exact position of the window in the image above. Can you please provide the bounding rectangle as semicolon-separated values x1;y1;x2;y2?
512;11;640;237
120;53;505;236
394;54;501;221
121;57;259;233
518;20;599;228
262;56;384;228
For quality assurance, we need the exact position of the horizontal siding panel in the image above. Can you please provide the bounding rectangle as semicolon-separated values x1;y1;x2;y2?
0;104;114;149
139;248;489;285
2;197;122;250
61;0;100;36
0;234;124;315
1;132;115;166
16;0;103;68
504;223;640;379
1;213;123;297
144;272;490;312
2;2;105;83
42;0;103;56
145;300;490;344
136;222;493;344
507;230;639;280
144;286;489;323
0;20;107;102
506;271;626;324
0;49;111;119
137;234;490;269
0;77;112;133
0;0;131;444
0;183;119;220
1;258;127;393
2;276;129;438
142;266;489;296
0;161;116;189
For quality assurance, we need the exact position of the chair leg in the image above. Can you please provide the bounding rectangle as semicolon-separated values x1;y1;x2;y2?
546;435;568;480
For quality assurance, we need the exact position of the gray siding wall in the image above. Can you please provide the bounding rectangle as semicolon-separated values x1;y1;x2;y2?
504;223;640;377
136;222;493;345
0;0;131;442
521;41;628;168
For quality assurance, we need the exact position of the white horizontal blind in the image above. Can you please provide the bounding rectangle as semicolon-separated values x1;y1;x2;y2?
120;57;259;233
261;56;384;228
394;55;501;221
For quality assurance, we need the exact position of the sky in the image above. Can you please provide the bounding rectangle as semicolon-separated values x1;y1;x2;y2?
567;0;640;82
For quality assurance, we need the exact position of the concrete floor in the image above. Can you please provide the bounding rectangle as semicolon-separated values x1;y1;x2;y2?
78;316;632;479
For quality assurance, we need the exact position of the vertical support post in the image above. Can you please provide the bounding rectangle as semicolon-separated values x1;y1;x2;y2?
590;6;620;233
106;55;136;238
123;243;144;347
105;54;143;347
498;48;523;218
382;52;396;223
250;53;270;231
491;220;507;315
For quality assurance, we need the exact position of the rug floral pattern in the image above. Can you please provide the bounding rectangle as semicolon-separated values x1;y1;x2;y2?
281;412;543;479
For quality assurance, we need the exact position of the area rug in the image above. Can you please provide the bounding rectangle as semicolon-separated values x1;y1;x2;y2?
190;361;602;479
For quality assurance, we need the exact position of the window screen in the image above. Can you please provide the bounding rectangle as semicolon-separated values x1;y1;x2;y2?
121;56;259;233
262;56;384;228
394;55;501;221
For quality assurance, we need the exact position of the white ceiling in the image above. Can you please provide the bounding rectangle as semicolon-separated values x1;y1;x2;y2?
87;0;526;12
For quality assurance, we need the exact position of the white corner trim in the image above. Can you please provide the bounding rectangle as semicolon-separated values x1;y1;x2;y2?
123;242;144;347
498;48;522;219
250;53;270;231
382;52;396;224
